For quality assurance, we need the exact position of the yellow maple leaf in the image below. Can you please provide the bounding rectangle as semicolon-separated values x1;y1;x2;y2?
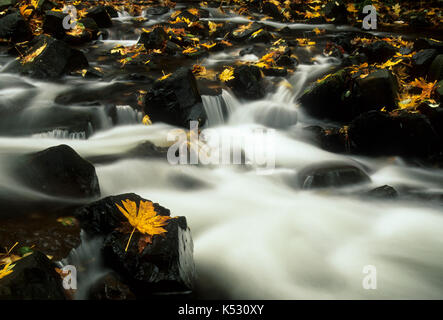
219;67;235;82
0;263;15;280
20;42;47;64
347;3;358;13
116;199;171;252
142;115;152;125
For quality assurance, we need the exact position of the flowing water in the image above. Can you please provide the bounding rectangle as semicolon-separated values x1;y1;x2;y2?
1;12;443;300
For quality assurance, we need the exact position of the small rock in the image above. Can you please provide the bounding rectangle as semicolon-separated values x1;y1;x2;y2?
323;1;348;25
88;273;135;300
412;49;438;77
86;6;112;28
15;144;100;199
144;67;207;128
429;54;443;81
359;40;397;64
364;185;398;199
138;27;168;50
0;12;32;43
2;34;89;79
295;161;371;189
227;65;264;100
0;251;66;300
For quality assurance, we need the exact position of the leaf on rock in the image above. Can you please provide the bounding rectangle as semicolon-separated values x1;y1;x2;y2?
219;67;234;82
116;199;171;252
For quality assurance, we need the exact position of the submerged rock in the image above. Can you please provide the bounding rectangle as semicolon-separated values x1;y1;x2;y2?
0;251;66;300
2;35;88;79
144;67;207;127
0;12;32;43
295;161;371;189
15;145;100;199
75;193;196;296
364;185;398;199
88;272;135;300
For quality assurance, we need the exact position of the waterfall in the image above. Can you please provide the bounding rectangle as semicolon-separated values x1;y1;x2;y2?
115;105;143;125
202;90;240;127
32;129;87;140
62;232;108;300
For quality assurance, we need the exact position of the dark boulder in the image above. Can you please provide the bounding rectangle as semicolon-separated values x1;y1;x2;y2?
413;38;443;53
412;49;438;77
299;69;352;122
0;251;66;300
15;144;100;199
104;5;119;18
0;0;16;11
359;41;397;64
435;81;443;103
227;65;264;100
352;69;398;112
42;10;69;40
2;35;88;79
295;161;371;189
138;27;168;50
323;1;348;25
229;23;262;42
75;193;196;296
144;67;207;128
86;6;112;28
262;1;284;21
0;12;32;43
429;54;443;82
348;110;441;158
299;68;397;122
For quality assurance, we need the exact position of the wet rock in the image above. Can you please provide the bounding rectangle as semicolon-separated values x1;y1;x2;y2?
276;55;297;68
323;1;348;25
299;69;351;122
435;81;443;103
0;12;32;43
262;2;284;20
429;54;443;81
42;10;69;40
229;23;262;42
412;49;438;77
300;68;397;122
227;65;264;100
408;12;432;29
145;6;169;16
0;0;16;11
295;161;371;189
353;69;398;112
364;185;398;199
138;27;168;50
15;144;100;199
2;35;88;79
86;6;112;28
144;67;207;128
88;273;135;300
348;110;441;158
0;251;66;300
359;40;397;64
104;5;118;18
75;193;196;296
413;38;443;53
246;28;271;43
